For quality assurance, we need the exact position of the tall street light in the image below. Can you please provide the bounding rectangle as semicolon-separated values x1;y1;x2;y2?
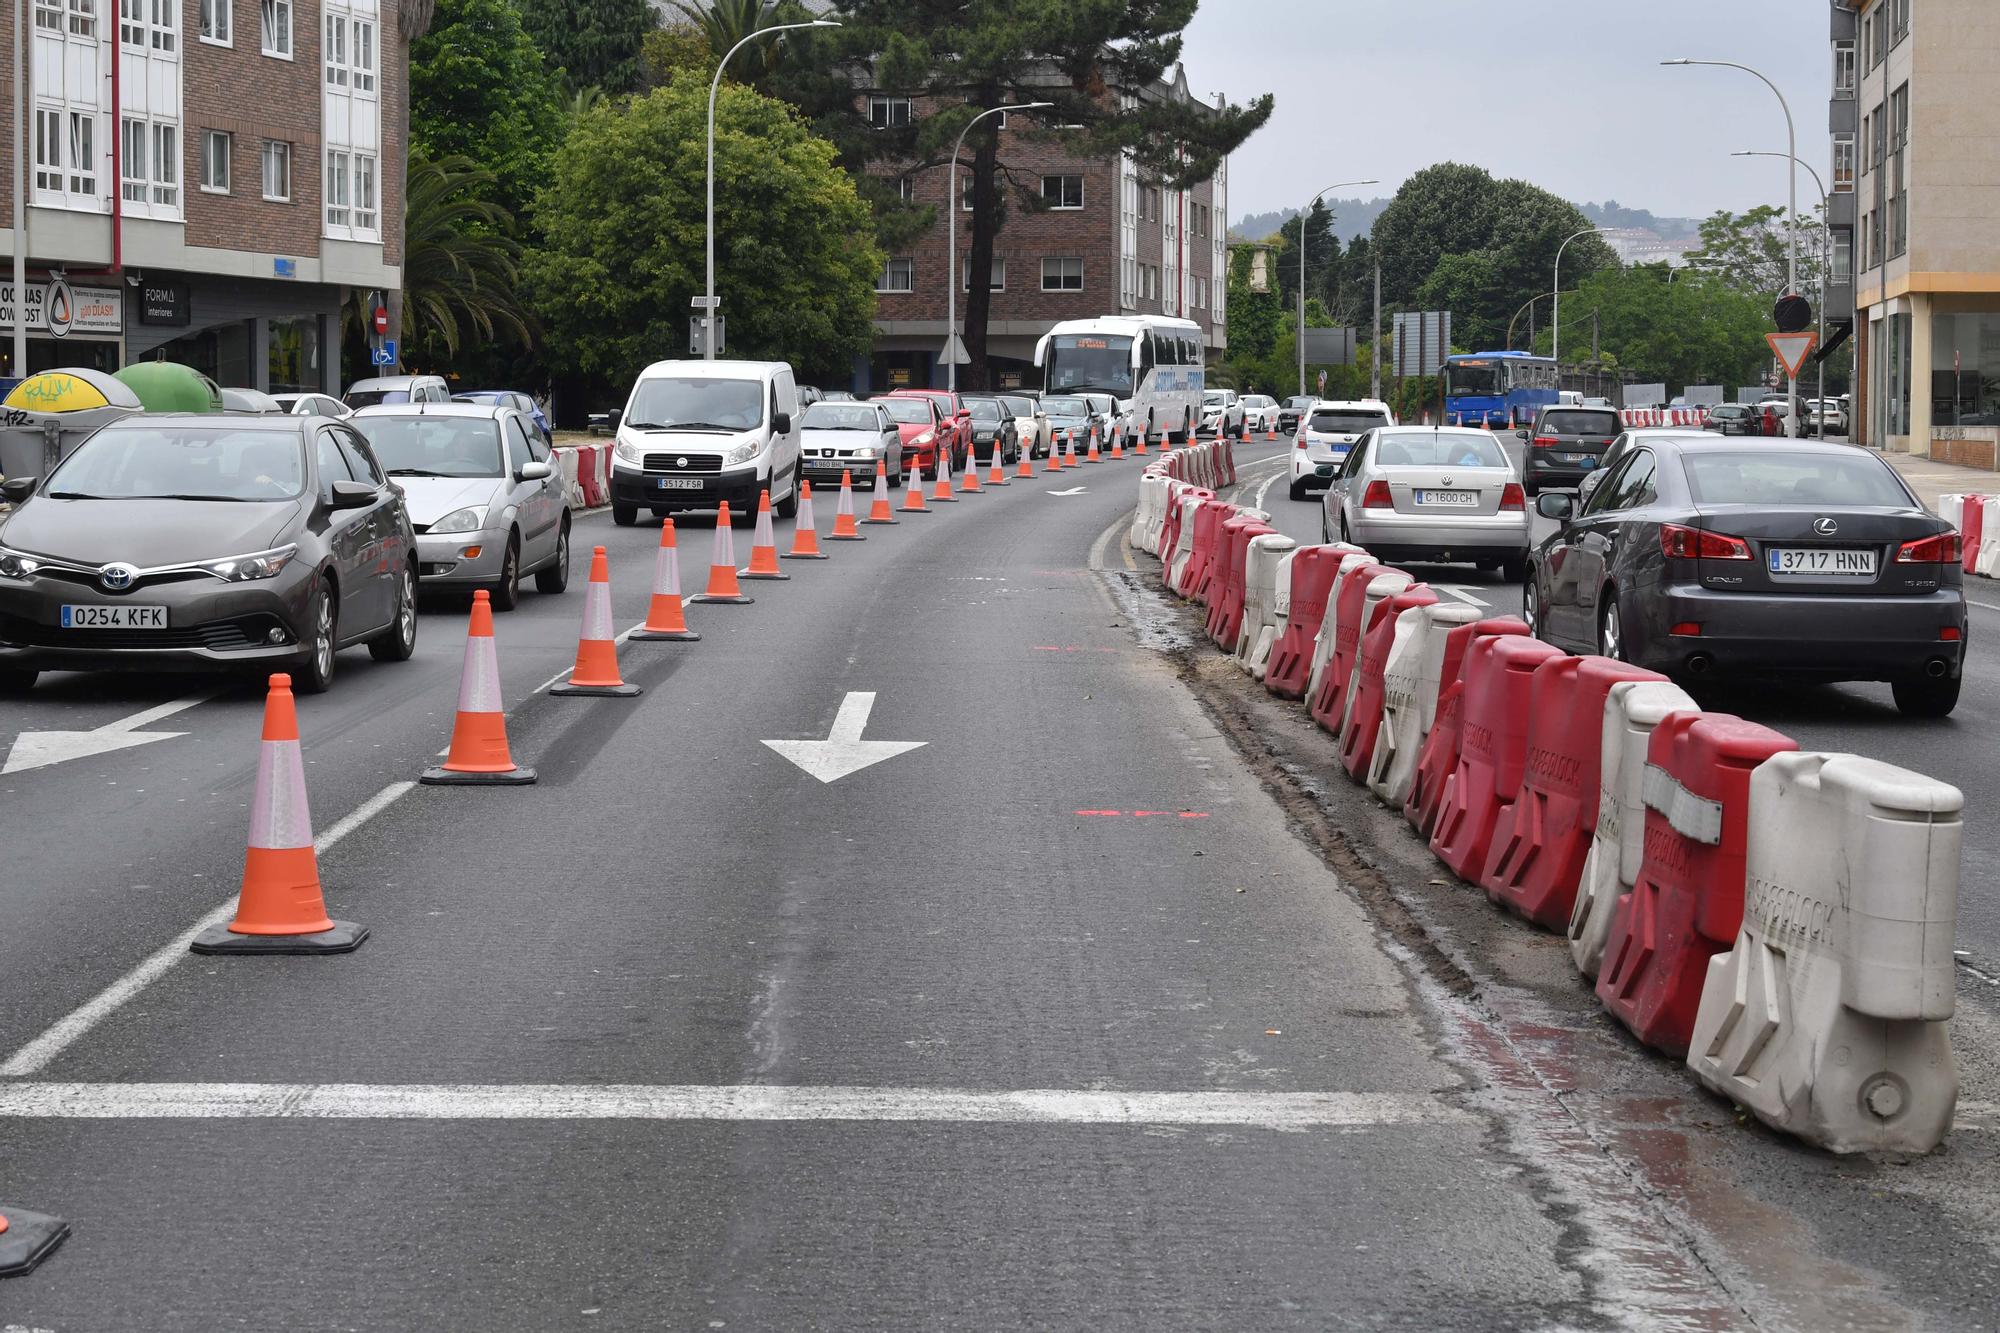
1734;149;1833;430
1664;59;1798;433
1297;179;1378;398
1553;226;1623;365
946;102;1052;392
705;18;841;360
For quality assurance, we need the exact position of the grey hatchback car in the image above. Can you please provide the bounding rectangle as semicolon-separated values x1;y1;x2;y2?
0;415;419;694
1518;405;1623;493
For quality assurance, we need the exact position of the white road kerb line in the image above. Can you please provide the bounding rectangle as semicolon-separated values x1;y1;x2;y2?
0;1083;1471;1128
0;781;416;1078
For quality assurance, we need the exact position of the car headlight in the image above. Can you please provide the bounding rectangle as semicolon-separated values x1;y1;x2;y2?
430;507;486;535
913;431;934;447
0;546;44;579
853;446;878;460
723;441;759;467
200;544;299;582
614;439;645;464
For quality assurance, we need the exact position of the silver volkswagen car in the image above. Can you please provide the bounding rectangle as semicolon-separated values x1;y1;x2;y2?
351;403;571;610
1322;426;1530;580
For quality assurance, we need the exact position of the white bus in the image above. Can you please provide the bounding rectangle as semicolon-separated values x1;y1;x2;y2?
1035;315;1206;444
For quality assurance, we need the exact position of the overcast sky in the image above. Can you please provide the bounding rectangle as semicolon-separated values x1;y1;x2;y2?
1181;0;1831;224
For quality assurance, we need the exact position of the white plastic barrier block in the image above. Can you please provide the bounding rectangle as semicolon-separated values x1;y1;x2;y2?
555;446;585;509
1977;499;2000;579
1368;602;1481;808
1688;752;1961;1154
1567;679;1700;978
1304;552;1378;702
1258;544;1308;683
1167;494;1205;595
1131;473;1167;551
1235;534;1298;673
1336;572;1414;745
1937;493;1965;540
592;445;613;506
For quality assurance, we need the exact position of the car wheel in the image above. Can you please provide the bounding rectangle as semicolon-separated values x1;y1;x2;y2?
369;562;419;663
1502;554;1529;585
0;667;38;694
1596;592;1625;662
1523;570;1545;639
1289;478;1307;502
775;465;800;520
613;501;638;526
295;579;338;694
534;518;572;594
1892;673;1961;718
492;536;522;612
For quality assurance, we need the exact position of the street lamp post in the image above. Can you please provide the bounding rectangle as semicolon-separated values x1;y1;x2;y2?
1734;150;1833;432
1505;291;1554;351
946;102;1052;393
1296;179;1379;398
1664;59;1799;433
706;19;840;360
1553;227;1621;365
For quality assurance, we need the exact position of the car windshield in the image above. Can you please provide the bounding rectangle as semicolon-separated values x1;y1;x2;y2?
1043;397;1089;418
1046;334;1135;396
1444;363;1503;395
966;399;1004;422
625;377;763;431
1310;410;1389;434
46;425;306;500
1374;432;1508;468
355;416;506;478
1243;396;1274;408
344;388;409;408
1681;452;1911;507
878;398;933;426
1000;395;1034;416
800;403;881;431
1285;397;1314;409
1203;392;1228;406
1540;411;1620;435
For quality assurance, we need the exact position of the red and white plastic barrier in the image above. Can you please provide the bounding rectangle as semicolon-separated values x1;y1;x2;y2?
1619;407;1711;429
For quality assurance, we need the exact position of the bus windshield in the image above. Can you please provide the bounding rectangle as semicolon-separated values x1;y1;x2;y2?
1046;334;1135;396
1445;362;1503;395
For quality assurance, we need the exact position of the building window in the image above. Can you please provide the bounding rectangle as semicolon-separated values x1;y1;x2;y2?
352;18;376;94
896;176;914;202
151;122;178;206
876;257;913;293
261;0;290;57
34;0;62;32
1831;227;1852;284
122;118;147;204
1041;174;1084;209
199;0;228;42
324;12;348;85
1832;40;1855;99
1892;0;1909;44
67;112;95;196
261;139;291;201
355;153;377;231
1833;134;1855;192
69;0;97;35
869;96;913;129
1042;257;1083;291
325;148;351;227
960;174;973;212
961;256;1005;292
200;128;230;192
1889;81;1909;259
1120;255;1136;308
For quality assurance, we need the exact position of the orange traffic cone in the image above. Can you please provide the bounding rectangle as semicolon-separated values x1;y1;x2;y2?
987;441;1009;485
931;447;959;502
1110;425;1125;460
632;517;700;641
740;488;790;580
785;480;829;559
422;590;538;783
1134;427;1148;456
960;443;984;493
1086;429;1102;463
553;546;642;696
1017;444;1035;479
901;463;932;513
861;461;897;526
688;504;754;604
1048;435;1066;472
192;673;368;954
1265;420;1277;441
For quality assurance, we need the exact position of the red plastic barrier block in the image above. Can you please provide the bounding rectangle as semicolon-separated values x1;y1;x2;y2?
1403;617;1530;836
1479;655;1666;929
1340;586;1439;783
578;446;606;507
1962;495;1986;575
1187;500;1236;604
1266;547;1344;699
1307;563;1392;733
1428;635;1566;881
1595;711;1797;1058
1221;437;1238;486
1208;517;1274;646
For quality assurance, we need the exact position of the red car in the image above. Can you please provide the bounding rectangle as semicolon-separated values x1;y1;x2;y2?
884;389;971;477
877;395;948;481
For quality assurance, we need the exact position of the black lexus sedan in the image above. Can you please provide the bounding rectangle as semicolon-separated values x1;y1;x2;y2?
0;415;418;694
1524;435;1966;717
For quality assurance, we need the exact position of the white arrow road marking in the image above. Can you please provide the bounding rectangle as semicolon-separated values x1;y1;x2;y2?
1047;486;1089;496
762;691;925;784
1432;585;1493;610
2;692;215;776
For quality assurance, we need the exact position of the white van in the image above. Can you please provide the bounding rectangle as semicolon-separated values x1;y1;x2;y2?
610;360;802;526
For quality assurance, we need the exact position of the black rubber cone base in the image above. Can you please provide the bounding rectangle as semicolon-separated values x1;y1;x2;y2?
630;626;701;641
856;518;893;527
738;569;791;581
0;1205;71;1277
830;530;870;538
687;593;754;605
550;680;643;696
191;920;369;956
420;764;537;786
781;551;831;560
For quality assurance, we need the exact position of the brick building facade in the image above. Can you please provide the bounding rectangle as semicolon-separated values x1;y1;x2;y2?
3;0;409;393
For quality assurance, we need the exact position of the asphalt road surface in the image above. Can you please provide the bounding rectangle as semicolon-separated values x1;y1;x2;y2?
1;442;1996;1330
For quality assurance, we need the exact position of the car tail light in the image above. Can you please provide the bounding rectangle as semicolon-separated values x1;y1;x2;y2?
1532;436;1559;450
1670;622;1703;637
1500;483;1526;511
1296;437;1308;450
1362;480;1394;509
1897;532;1962;564
1660;523;1751;561
1940;626;1963;642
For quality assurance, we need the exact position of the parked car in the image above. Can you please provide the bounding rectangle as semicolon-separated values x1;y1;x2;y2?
962;395;1021;466
999;392;1050;458
343;374;451;408
1277;395;1317;435
1322;426;1529;579
271;392;354;419
1200;389;1245;438
1804;398;1850;438
352;403;570;610
876;395;944;482
1526;435;1965;716
884;389;971;475
0;414;418;694
798;399;904;490
1289;399;1396;501
452;390;553;445
609;359;803;526
220;387;288;414
1078;391;1123;440
1240;394;1281;433
1042;395;1099;452
1517;405;1623;494
1705;403;1757;436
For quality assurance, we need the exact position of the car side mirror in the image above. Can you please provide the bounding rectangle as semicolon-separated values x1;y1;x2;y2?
958;409;971;420
1535;492;1576;523
329;479;378;510
771;412;792;435
1;476;37;502
518;461;553;482
1515;429;1530;440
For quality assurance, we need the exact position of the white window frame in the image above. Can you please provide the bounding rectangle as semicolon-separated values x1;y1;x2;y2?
261;139;292;201
150;120;179;206
1041;257;1084;292
354;151;377;231
324;10;348;86
869;96;913;130
65;110;97;198
198;0;228;43
261;0;291;58
34;0;64;33
351;16;376;95
896;175;915;202
1041;174;1084;210
961;255;1005;293
199;128;230;192
67;0;98;36
876;256;914;293
1832;40;1855;99
325;147;352;228
121;116;148;204
1832;134;1856;192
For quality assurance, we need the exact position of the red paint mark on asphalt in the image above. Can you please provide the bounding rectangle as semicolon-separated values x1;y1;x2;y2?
1075;810;1210;819
1032;646;1120;653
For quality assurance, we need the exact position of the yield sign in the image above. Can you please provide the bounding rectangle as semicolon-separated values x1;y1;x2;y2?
1767;331;1819;379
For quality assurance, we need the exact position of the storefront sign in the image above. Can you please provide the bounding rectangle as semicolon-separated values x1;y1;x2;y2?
139;280;191;327
0;280;125;337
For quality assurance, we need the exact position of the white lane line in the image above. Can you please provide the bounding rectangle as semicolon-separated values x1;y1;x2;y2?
1253;467;1285;512
0;780;417;1078
0;1082;1472;1128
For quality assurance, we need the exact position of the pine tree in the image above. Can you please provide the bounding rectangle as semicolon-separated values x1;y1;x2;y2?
517;0;656;96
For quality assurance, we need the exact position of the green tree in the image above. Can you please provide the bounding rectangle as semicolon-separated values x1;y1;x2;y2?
411;0;565;220
780;0;1272;388
641;22;719;86
663;0;815;84
525;71;882;385
1527;265;1774;389
393;154;532;370
517;0;655;96
1683;204;1825;299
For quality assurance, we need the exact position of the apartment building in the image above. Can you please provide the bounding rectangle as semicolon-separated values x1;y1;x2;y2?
2;0;408;393
862;63;1227;393
1838;0;2000;462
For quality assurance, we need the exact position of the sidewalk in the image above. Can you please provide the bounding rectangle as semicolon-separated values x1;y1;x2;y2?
1880;450;1995;512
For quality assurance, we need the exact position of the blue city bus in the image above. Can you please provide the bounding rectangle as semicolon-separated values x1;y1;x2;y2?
1443;351;1561;429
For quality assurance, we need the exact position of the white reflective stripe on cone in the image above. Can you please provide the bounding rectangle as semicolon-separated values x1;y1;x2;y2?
799;491;818;531
652;541;683;598
712;520;736;567
247;740;315;850
581;577;615;643
838;483;858;518
754;504;776;547
457;633;505;714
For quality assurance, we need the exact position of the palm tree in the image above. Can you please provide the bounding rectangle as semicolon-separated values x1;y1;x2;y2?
376;153;532;366
665;0;811;78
